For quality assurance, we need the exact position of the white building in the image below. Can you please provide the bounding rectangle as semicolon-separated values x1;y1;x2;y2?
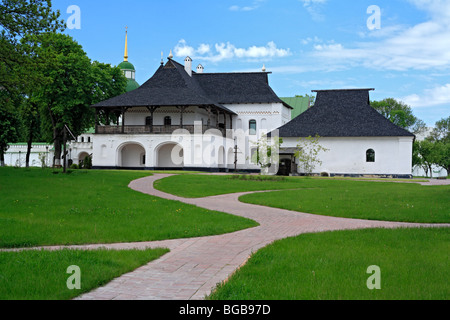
90;56;292;172
275;89;415;178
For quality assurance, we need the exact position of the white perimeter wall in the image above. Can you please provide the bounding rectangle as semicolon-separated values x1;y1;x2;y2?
281;136;414;175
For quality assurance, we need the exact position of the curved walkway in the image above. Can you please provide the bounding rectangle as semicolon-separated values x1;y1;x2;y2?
73;174;448;300
5;174;448;300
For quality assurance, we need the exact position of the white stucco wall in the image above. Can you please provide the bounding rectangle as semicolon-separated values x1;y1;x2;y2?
225;102;291;171
3;144;53;167
91;130;239;170
281;136;414;176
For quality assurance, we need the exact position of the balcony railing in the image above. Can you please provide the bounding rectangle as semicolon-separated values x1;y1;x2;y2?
95;125;226;136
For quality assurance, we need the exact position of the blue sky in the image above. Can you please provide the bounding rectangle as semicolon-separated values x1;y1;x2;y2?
55;0;449;126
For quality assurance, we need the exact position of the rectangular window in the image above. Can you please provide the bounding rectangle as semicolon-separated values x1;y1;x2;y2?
249;120;257;135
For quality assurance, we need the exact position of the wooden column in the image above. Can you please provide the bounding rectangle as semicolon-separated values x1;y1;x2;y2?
95;109;99;125
216;109;220;129
224;111;227;129
146;106;158;133
121;107;126;134
206;106;212;128
177;106;187;129
229;114;233;130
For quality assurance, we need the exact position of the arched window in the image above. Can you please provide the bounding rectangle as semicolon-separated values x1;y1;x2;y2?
249;120;257;135
164;116;172;126
145;116;153;126
366;149;375;162
87;137;91;143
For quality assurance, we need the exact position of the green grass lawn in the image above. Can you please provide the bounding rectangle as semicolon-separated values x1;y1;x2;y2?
0;248;168;300
0;168;257;248
209;227;450;300
154;174;308;198
155;174;450;223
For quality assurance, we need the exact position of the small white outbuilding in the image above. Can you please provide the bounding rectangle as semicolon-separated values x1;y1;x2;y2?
275;89;415;178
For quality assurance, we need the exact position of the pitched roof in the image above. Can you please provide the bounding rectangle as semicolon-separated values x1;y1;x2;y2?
194;72;289;106
93;58;287;112
275;89;415;138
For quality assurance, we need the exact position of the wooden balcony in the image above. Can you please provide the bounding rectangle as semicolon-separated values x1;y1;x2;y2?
95;125;226;136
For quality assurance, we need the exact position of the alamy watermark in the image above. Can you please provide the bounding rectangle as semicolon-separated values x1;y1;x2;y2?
66;5;81;30
367;5;381;30
168;123;281;175
66;265;81;290
366;265;381;290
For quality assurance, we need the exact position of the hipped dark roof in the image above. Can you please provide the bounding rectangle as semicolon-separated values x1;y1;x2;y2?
275;89;415;137
93;58;287;112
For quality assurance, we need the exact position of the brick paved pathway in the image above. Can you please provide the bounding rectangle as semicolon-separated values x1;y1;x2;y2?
72;174;448;300
5;174;448;300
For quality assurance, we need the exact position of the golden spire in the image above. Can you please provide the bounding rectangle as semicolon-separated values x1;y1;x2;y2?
124;26;128;62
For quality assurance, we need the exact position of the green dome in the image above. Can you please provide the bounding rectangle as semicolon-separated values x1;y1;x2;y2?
126;79;140;92
118;61;135;71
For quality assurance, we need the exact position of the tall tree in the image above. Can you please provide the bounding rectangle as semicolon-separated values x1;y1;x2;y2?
428;116;450;143
414;139;439;178
370;98;426;135
0;91;21;166
29;33;127;166
433;142;450;174
0;0;64;92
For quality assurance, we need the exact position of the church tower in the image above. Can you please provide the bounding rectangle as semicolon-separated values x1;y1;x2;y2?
118;27;140;92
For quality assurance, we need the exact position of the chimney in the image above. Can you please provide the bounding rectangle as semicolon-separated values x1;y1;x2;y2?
196;64;204;74
184;56;192;76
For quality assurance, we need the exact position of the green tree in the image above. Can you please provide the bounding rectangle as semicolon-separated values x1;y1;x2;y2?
28;33;126;166
371;98;425;135
0;91;21;166
428;116;450;143
294;135;329;176
414;140;440;178
433;142;450;174
0;0;64;92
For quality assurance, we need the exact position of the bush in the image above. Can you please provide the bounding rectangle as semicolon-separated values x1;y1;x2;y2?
82;156;92;169
70;164;79;169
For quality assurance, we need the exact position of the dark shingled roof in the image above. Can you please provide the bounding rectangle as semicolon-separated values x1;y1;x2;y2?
93;58;288;112
194;72;289;107
275;89;415;137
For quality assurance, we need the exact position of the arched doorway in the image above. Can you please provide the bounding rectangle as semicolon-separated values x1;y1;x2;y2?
78;152;90;165
156;143;184;169
118;143;146;168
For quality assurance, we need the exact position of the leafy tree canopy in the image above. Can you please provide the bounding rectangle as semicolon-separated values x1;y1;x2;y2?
370;98;425;135
0;0;64;92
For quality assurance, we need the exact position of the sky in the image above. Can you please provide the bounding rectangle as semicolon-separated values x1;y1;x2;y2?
54;0;450;127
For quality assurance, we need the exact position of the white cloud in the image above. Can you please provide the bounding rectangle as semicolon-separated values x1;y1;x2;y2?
174;39;195;57
229;0;266;12
173;40;291;62
300;0;328;21
402;84;450;108
308;1;450;72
